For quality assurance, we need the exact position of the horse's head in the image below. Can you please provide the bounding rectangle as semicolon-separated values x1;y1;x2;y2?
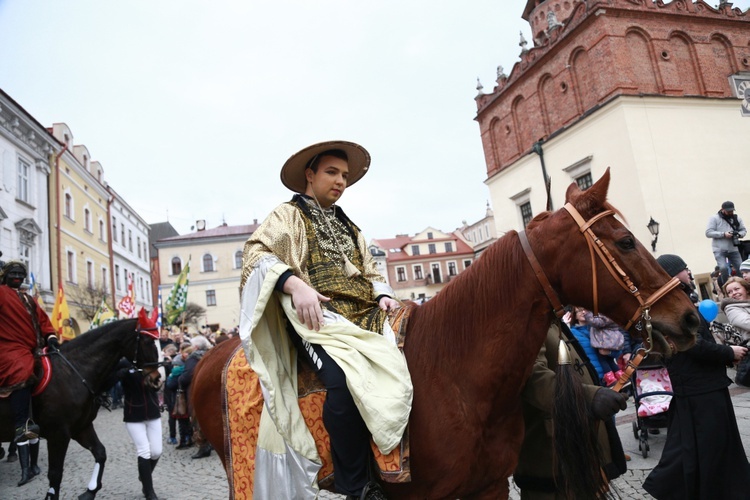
528;168;698;355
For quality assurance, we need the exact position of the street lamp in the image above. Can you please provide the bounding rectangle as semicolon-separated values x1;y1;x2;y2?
647;217;660;252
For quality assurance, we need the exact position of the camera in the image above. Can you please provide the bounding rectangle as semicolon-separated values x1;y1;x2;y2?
731;231;741;247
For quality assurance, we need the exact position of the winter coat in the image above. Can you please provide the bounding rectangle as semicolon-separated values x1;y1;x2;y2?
721;298;750;342
644;293;750;499
705;211;746;252
569;324;606;380
116;359;161;423
513;324;625;495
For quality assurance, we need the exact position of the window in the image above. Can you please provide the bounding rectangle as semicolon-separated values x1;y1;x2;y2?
427;232;434;239
101;267;108;293
87;261;94;287
17;158;30;203
520;202;533;228
235;250;243;269
203;254;214;272
413;265;423;280
444;242;453;253
64;193;73;219
576;172;593;190
115;265;121;290
143;242;147;261
464;259;472;269
396;266;406;282
67;251;75;283
113;217;117;242
171;257;182;275
140;276;145;299
448;262;457;276
137;237;141;258
121;224;125;246
431;263;442;284
411;245;420;256
128;230;133;252
84;208;92;232
428;243;436;254
99;220;105;241
206;290;217;306
19;242;31;271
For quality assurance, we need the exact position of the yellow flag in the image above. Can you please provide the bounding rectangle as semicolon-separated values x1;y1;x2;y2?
51;286;75;341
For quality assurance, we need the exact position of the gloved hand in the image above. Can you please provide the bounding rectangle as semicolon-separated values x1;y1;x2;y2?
46;335;60;351
590;388;627;420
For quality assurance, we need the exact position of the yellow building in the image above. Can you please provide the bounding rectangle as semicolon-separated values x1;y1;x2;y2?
155;220;260;332
48;123;111;334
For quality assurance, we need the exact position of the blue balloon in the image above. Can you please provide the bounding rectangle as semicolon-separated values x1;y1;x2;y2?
698;299;718;322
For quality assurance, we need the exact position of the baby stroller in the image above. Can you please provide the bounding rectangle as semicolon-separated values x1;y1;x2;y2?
631;355;673;458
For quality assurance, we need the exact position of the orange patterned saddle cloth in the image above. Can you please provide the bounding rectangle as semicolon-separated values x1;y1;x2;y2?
222;306;413;496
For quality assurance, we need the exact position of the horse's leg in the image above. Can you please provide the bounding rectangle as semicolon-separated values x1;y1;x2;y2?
44;436;70;500
72;423;107;500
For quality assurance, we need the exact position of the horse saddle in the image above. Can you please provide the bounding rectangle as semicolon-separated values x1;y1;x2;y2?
0;349;51;399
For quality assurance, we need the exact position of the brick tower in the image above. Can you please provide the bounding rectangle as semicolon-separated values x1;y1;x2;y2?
475;0;750;289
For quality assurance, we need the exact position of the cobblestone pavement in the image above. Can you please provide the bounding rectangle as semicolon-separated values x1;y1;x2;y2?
2;379;749;499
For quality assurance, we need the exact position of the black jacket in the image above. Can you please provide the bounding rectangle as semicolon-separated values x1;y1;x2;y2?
116;358;161;423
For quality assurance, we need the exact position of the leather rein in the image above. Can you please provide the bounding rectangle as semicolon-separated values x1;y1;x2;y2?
519;202;681;353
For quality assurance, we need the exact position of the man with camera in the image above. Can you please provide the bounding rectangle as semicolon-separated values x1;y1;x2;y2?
706;201;746;285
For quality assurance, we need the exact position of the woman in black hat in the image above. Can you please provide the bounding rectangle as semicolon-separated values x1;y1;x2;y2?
644;254;750;499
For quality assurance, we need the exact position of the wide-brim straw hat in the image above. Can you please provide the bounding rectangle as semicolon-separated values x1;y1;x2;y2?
280;140;371;194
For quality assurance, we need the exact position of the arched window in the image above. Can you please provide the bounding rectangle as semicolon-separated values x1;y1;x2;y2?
234;250;243;269
203;253;214;272
171;257;182;276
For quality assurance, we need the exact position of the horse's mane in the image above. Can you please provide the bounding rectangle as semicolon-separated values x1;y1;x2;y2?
407;228;530;371
62;318;138;351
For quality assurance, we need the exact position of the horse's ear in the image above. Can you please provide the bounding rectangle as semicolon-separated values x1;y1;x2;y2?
568;168;611;215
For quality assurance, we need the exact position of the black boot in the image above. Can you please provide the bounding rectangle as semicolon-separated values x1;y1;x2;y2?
150;457;159;472
29;441;41;477
137;457;159;500
191;443;212;459
7;440;17;462
17;444;35;487
175;436;193;449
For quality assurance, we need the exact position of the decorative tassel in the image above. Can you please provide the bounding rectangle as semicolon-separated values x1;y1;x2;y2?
343;256;361;278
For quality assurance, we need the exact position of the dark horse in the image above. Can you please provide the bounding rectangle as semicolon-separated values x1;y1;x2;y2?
192;171;699;498
0;318;161;500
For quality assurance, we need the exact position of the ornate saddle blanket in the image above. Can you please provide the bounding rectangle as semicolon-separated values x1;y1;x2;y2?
222;305;414;497
0;349;51;398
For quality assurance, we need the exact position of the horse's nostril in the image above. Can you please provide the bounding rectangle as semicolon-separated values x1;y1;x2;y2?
682;309;700;331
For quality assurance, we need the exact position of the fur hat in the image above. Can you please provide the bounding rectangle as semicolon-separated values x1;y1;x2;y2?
280;140;370;194
656;254;688;278
137;307;159;339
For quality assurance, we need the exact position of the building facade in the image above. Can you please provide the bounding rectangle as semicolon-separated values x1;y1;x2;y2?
371;227;475;302
49;123;113;333
457;202;498;258
155;220;260;332
475;0;750;298
109;186;152;314
0;90;58;306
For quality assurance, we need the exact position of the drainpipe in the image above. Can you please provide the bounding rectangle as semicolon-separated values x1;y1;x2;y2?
106;186;115;310
531;140;553;212
53;143;69;291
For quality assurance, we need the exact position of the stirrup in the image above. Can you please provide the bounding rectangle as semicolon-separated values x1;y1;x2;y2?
15;420;40;442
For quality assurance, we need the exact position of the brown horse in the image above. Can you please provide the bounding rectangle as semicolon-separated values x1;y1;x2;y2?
192;170;698;499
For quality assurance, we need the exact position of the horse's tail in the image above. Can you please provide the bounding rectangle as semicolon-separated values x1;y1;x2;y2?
552;341;609;500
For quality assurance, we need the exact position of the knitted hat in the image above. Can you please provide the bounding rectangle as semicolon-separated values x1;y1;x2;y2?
741;259;750;272
656;254;688;278
722;201;735;211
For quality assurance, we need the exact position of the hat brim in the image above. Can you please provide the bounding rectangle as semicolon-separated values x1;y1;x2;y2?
280;140;371;194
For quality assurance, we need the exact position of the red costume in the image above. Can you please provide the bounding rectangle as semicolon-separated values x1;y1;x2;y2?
0;285;55;391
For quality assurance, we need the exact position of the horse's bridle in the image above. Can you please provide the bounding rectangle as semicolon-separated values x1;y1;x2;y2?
519;202;681;350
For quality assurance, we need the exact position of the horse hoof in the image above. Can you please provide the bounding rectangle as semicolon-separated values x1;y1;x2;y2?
78;489;97;500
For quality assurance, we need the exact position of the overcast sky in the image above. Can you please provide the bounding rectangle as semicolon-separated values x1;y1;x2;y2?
2;1;748;240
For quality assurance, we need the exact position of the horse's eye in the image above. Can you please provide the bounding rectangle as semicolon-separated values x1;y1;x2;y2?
617;237;636;250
